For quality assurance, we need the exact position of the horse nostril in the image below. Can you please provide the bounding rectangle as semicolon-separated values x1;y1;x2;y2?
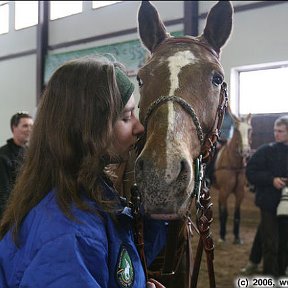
180;160;186;174
178;159;190;181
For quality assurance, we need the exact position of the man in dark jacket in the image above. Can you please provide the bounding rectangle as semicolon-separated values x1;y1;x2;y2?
0;112;33;217
246;115;288;277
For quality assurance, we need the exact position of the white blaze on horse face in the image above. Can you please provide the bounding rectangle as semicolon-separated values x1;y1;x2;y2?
162;51;197;185
167;50;198;96
165;101;176;181
239;122;251;152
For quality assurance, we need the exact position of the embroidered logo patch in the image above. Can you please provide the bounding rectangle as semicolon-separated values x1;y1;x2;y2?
116;245;134;288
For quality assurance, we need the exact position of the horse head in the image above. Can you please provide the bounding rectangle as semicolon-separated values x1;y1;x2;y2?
233;113;253;160
135;1;233;220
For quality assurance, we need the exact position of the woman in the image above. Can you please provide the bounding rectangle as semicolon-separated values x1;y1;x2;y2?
0;56;166;287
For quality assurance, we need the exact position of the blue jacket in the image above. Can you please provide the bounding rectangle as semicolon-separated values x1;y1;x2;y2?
0;180;167;287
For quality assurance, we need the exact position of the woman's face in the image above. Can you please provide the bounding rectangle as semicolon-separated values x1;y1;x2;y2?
110;95;144;159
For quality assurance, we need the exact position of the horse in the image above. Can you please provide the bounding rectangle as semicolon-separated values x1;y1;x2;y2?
131;1;234;287
213;113;252;244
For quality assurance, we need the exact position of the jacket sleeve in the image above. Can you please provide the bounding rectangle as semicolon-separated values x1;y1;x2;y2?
144;219;167;267
246;144;274;187
19;233;109;288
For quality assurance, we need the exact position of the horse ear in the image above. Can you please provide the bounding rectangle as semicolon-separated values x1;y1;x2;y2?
138;1;170;53
201;1;233;54
246;113;252;125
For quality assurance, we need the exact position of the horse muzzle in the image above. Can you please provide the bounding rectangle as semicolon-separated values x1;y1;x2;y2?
135;151;194;219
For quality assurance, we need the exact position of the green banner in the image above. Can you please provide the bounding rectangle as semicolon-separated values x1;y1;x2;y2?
44;31;183;83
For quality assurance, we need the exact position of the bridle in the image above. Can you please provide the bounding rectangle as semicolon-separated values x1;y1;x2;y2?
133;37;229;288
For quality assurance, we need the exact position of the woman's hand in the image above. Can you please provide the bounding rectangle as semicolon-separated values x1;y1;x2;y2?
146;278;166;288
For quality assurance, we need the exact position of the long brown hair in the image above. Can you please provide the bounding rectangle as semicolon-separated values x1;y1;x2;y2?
0;56;125;241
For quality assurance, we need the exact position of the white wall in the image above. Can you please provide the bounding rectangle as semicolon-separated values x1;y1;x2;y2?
0;1;288;144
0;56;37;145
200;1;288;113
199;1;288;78
49;1;183;47
0;1;37;57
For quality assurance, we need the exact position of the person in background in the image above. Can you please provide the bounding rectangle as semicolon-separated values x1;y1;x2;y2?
0;112;33;218
245;115;288;277
240;225;262;274
277;170;288;276
0;56;166;288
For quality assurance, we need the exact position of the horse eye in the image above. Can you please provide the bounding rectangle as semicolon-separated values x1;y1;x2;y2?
212;74;223;86
137;75;144;88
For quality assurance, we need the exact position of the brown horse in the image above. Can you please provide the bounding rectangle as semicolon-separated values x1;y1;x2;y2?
135;0;233;219
132;1;233;287
213;113;252;244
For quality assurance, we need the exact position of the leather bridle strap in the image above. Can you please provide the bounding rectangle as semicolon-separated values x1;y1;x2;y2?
191;180;216;288
130;184;148;279
201;82;228;163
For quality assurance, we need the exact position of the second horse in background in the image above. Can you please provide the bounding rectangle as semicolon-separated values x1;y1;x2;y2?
213;113;252;244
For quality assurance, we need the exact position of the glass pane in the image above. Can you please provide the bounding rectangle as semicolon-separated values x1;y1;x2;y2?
0;2;9;34
239;67;288;114
92;1;122;9
50;1;83;20
15;1;38;30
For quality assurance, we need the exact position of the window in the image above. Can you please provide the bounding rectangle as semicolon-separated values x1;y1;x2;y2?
0;1;9;34
231;63;288;115
50;1;83;20
92;1;122;9
15;1;38;30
